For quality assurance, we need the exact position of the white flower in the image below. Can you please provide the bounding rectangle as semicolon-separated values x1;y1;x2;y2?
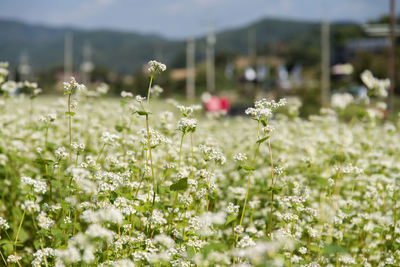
37;211;54;230
121;91;133;98
361;70;390;98
55;147;68;159
7;255;22;263
233;152;247;162
331;93;354;109
147;60;166;73
150;85;164;96
135;95;146;103
63;77;86;94
96;83;109;95
100;132;120;145
0;216;10;229
177;118;197;133
85;224;114;242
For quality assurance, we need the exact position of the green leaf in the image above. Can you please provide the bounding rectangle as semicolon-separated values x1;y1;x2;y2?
34;158;54;166
65;111;76;117
202;243;227;257
159;186;170;194
225;214;237;226
64;90;72;95
261;119;267;126
187;246;196;258
323;243;347;255
115;125;123;132
267;186;282;194
33;239;41;250
0;240;14;247
256;136;269;144
170;178;188;191
136;110;150;116
239;165;255;171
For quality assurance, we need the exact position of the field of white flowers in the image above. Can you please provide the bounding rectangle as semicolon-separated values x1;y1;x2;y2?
0;61;399;266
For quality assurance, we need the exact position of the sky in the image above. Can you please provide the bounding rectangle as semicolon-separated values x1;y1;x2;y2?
0;0;398;39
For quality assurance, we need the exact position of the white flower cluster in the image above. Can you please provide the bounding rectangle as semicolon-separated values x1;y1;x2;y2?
81;207;123;224
100;132;120;145
39;113;57;124
234;225;244;235
121;91;133;98
177;117;197;133
233;152;247;162
274;166;284;176
139;128;169;147
31;248;55;267
63;77;86;94
32;248;55;267
96;83;109;95
176;104;202;116
22;81;42;96
150;85;164;96
21;199;40;213
199;144;226;164
136;95;146;103
361;70;389;98
21;176;47;194
55;147;68;159
37;211;55;230
0;62;9;84
71;142;85;152
336;163;364;175
147;60;167;73
0;216;10;229
85;224;114;242
245;98;286;120
1;80;17;94
55;233;95;264
7;255;22;263
263;125;275;135
331;93;354;109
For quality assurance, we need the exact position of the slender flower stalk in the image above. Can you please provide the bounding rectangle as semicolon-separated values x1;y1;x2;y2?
146;75;155;189
143;60;166;194
63;77;85;164
236;122;260;242
67;94;72;162
267;138;275;236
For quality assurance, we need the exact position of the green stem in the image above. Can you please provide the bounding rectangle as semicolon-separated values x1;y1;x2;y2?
44;127;48;156
236;144;260;242
67;94;72;163
268;139;275;236
14;210;25;248
0;250;6;266
96;143;107;164
178;133;185;170
236;122;261;242
190;132;194;176
145;75;156;193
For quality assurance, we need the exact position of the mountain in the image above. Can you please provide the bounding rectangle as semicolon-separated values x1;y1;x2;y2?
0;18;362;74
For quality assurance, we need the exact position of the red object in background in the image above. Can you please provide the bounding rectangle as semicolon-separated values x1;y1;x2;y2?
219;97;230;111
205;95;230;113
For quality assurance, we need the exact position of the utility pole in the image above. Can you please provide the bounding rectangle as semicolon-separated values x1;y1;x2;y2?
81;42;94;85
388;0;396;112
321;21;330;107
186;38;196;100
206;22;216;92
18;51;31;81
64;32;73;81
248;27;256;66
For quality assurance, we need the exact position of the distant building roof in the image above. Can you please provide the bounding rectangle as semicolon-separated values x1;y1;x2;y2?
346;38;390;51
